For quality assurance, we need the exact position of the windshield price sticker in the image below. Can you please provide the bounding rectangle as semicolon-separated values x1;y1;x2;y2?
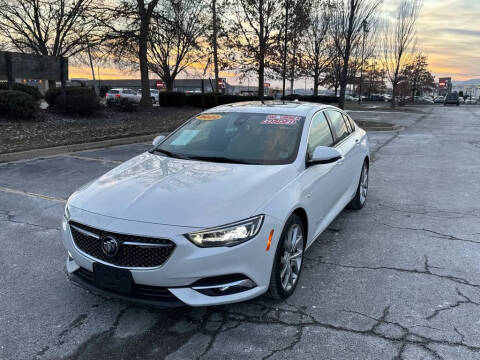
196;114;223;121
261;115;301;125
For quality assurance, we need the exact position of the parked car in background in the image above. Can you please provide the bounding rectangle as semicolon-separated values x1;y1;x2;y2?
344;95;355;101
62;101;370;306
434;96;445;104
383;94;392;102
459;97;465;104
465;98;478;105
368;94;385;102
413;96;434;104
106;88;141;107
137;88;160;104
444;93;460;106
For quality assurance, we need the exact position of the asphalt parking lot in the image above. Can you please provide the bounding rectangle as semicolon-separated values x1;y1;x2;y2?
1;105;480;359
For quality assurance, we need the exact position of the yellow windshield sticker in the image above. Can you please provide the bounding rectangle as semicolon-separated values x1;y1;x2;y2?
196;114;222;121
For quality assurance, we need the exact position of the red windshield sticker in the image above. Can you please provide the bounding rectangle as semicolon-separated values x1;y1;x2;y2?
261;115;301;125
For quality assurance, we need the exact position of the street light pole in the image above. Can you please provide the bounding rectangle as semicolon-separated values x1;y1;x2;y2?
282;0;289;100
358;20;369;104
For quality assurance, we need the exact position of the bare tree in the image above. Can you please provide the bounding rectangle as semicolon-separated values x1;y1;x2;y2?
0;0;99;56
230;0;283;100
100;0;160;108
321;46;343;96
269;0;312;95
148;0;208;92
382;0;422;108
285;0;312;94
329;0;383;109
302;0;331;96
0;0;100;87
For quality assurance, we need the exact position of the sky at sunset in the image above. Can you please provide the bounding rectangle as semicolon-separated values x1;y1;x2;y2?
386;0;480;81
70;0;480;85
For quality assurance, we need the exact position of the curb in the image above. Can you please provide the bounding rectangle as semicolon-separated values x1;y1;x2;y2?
0;134;161;163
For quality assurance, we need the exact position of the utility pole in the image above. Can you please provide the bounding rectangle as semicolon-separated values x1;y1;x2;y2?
358;20;369;104
86;39;99;96
282;0;289;100
212;0;220;93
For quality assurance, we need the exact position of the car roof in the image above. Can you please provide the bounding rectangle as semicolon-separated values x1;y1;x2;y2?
204;101;337;117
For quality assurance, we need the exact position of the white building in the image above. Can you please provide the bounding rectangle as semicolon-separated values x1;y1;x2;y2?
452;79;480;99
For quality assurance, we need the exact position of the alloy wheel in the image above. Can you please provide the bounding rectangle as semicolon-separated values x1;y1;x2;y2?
280;223;304;292
359;164;369;204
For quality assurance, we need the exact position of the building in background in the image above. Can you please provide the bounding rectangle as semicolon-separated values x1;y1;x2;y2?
452;79;480;100
78;78;274;96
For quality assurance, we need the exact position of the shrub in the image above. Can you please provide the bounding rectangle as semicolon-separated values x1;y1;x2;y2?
0;90;38;119
185;94;274;109
99;85;111;98
45;87;101;115
0;82;42;101
113;97;136;112
158;91;186;107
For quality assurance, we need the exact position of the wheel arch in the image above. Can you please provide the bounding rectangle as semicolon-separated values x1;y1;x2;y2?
364;155;370;168
290;207;309;243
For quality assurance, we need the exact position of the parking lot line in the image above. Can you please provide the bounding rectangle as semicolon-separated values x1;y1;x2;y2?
0;185;66;203
66;154;123;164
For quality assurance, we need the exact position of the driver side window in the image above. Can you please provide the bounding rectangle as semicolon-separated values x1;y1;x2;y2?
307;112;334;158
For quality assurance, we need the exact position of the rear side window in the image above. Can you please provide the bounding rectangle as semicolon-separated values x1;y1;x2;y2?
326;110;350;142
343;114;355;132
307;112;334;157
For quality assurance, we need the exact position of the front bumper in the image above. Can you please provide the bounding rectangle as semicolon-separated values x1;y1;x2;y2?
61;207;282;306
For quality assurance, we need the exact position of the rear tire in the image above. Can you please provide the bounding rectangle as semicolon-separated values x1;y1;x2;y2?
347;161;369;210
268;214;305;300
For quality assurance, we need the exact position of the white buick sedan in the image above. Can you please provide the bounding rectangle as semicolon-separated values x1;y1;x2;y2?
61;101;369;307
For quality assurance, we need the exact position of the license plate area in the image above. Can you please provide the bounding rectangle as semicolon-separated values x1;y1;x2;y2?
93;263;133;295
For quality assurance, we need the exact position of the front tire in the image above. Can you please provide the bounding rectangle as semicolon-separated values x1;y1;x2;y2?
268;215;305;300
347;161;369;210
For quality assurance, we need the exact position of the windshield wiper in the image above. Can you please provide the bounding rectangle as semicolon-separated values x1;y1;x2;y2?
186;156;259;165
152;148;192;160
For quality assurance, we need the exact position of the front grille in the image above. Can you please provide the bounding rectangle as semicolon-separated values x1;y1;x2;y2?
74;267;176;301
69;221;175;268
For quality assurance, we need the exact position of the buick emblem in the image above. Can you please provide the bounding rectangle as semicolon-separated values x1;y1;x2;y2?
101;236;119;257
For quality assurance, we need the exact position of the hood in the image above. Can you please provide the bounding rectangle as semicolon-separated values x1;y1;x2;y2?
69;152;298;228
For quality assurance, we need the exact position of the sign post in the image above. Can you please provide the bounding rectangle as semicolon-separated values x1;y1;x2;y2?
5;53;14;89
1;51;68;87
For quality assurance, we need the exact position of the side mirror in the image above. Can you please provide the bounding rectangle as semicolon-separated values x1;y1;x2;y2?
308;146;342;166
152;135;165;147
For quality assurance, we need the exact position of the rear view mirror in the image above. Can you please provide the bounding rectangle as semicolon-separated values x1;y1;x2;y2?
152;135;165;147
308;146;342;166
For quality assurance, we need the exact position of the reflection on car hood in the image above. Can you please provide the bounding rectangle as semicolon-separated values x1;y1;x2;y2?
69;152;297;228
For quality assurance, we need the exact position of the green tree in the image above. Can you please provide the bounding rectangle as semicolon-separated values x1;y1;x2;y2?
401;53;435;102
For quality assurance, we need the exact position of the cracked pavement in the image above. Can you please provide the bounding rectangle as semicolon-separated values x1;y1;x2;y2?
1;105;480;359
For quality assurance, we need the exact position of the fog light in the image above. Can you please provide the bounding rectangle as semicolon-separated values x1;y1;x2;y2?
192;278;256;296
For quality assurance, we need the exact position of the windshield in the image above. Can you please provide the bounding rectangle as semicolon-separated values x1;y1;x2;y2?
155;112;305;165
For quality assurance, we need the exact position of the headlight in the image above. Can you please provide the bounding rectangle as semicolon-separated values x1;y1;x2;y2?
64;203;71;221
185;215;264;247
